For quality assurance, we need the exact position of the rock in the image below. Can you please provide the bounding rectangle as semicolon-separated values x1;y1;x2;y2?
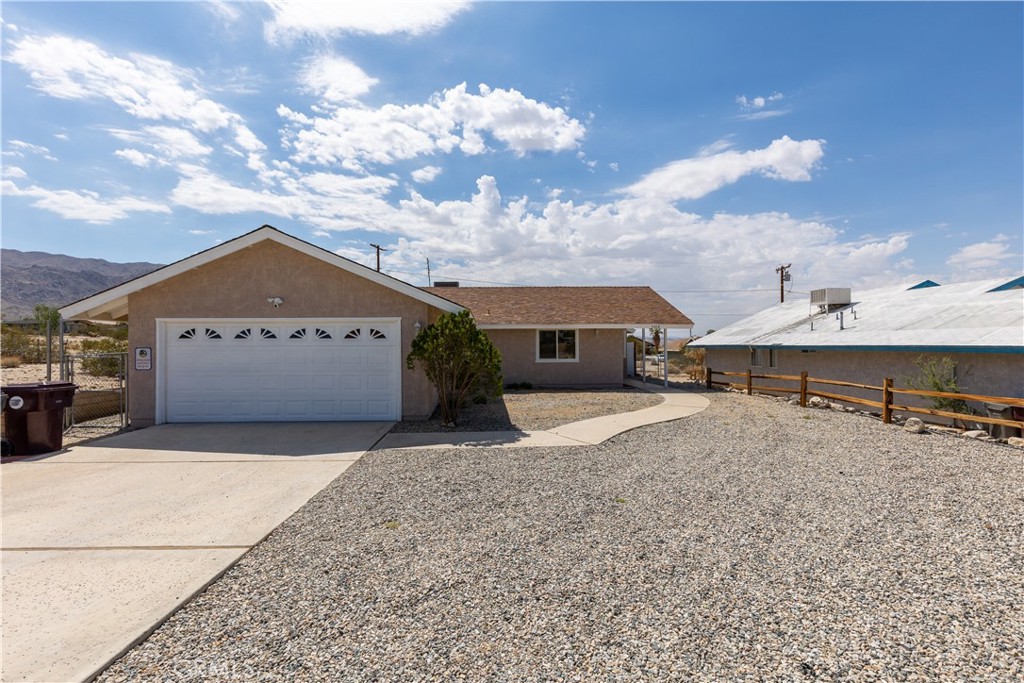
787;398;800;406
830;403;846;411
963;430;987;439
1008;437;1024;448
808;396;827;408
903;418;926;434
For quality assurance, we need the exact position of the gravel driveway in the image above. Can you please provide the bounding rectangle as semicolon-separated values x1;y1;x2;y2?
99;391;1023;681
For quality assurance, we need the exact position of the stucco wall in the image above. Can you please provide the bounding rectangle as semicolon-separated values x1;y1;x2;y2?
486;328;625;386
127;240;440;426
705;348;1023;414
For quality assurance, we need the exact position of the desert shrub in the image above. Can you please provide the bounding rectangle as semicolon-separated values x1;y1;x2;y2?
80;338;128;377
406;311;502;426
1;356;22;368
0;325;46;363
903;355;970;415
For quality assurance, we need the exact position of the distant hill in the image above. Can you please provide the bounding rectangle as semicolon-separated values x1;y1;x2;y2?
1;249;163;321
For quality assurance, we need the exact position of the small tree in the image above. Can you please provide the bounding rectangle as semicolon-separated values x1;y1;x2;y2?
406;311;502;426
649;326;663;354
33;304;62;334
904;355;970;417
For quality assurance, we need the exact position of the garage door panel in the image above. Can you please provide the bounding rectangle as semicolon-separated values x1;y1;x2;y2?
165;319;399;422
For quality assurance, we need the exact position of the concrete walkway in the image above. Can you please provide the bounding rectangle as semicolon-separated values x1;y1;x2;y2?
374;380;710;450
1;422;391;683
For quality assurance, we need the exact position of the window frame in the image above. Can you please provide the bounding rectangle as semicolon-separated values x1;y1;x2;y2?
750;347;763;367
536;328;580;363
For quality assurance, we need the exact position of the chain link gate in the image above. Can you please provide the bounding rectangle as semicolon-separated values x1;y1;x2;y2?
59;352;128;443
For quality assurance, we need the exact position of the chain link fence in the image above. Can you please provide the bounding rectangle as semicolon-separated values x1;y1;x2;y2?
60;352;128;444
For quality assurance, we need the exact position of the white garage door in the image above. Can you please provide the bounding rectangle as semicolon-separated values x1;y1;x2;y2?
162;319;400;422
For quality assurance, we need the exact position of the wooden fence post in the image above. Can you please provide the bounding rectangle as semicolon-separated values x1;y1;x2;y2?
882;377;893;423
746;369;752;395
705;367;712;390
800;371;808;407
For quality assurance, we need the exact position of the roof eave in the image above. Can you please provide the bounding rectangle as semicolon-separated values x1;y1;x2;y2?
58;226;463;321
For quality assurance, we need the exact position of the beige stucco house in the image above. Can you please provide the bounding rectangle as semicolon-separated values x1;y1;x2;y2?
690;277;1024;410
59;226;692;427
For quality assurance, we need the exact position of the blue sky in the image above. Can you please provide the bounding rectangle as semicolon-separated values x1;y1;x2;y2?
2;1;1021;333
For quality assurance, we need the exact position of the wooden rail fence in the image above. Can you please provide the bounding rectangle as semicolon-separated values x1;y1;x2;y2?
704;367;1024;431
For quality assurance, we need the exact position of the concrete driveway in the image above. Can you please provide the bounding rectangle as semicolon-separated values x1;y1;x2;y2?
1;422;391;683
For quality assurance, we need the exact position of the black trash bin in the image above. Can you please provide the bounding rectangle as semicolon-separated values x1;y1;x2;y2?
1;382;77;456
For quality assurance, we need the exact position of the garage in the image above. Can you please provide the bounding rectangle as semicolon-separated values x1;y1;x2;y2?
161;319;400;422
58;226;463;427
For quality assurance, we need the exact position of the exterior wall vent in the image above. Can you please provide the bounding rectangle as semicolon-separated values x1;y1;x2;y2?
810;287;851;313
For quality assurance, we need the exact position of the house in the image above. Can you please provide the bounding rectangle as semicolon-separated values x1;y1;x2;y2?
59;226;693;426
423;285;693;387
690;277;1024;404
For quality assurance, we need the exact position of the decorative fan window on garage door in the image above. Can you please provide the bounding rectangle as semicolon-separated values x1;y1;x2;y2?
178;327;222;340
343;327;388;340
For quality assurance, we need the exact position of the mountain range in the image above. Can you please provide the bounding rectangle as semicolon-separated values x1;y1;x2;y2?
1;249;162;321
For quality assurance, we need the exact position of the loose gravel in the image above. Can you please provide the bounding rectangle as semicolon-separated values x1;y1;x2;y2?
99;390;1023;682
390;387;663;433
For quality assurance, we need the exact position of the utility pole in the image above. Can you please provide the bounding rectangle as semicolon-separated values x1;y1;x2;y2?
370;243;387;272
775;263;791;303
426;258;432;286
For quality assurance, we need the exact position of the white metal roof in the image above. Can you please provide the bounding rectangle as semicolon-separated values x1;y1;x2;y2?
690;277;1024;353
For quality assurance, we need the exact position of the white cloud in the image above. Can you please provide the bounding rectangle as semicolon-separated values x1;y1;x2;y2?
411;165;443;183
279;82;585;170
8;33;266;160
946;237;1018;275
2;180;170;223
54;132;70;141
6;139;57;161
300;54;379;104
264;1;470;42
736;92;787;120
2;166;28;179
204;1;242;23
108;126;213;161
114;148;155;167
188;229;216;235
623;136;825;201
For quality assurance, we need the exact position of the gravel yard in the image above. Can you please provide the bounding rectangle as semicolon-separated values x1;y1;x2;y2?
390;386;664;433
99;390;1023;682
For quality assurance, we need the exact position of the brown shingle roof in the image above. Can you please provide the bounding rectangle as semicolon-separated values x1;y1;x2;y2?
423;286;693;327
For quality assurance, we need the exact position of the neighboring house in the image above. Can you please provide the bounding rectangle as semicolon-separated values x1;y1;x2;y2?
690;277;1024;405
424;285;693;387
60;226;692;426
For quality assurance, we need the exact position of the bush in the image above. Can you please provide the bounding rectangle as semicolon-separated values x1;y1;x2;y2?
406;311;502;426
1;356;22;369
903;355;970;415
80;338;128;377
0;325;46;363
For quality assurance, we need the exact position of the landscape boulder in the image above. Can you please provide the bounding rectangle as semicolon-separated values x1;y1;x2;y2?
962;430;988;439
1007;437;1024;448
903;417;927;434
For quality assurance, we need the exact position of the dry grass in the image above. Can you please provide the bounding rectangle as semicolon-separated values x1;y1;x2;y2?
1;356;22;369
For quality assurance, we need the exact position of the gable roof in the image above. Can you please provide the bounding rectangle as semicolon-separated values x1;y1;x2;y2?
691;277;1024;353
59;226;464;321
422;286;693;328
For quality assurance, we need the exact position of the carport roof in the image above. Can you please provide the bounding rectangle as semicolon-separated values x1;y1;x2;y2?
59;226;465;321
423;286;694;329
